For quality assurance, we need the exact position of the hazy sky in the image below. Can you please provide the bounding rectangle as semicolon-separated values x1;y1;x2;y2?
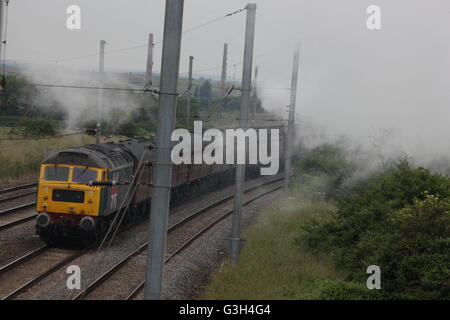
5;0;450;162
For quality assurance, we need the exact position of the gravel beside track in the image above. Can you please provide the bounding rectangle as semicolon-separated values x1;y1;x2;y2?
0;211;43;267
161;184;282;300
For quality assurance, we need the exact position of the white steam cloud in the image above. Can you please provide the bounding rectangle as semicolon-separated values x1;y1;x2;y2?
22;65;146;130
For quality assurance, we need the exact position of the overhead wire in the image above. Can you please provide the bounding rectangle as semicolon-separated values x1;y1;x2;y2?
52;7;246;64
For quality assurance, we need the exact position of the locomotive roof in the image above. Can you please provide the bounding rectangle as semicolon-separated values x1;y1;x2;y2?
42;138;154;170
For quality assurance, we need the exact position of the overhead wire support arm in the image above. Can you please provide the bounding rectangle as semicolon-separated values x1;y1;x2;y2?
24;83;180;96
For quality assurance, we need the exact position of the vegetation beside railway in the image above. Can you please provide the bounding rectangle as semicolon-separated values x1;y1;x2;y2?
0;133;96;181
203;144;450;300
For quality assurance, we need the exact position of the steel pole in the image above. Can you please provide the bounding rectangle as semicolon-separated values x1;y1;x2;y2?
283;44;300;192
144;0;184;300
187;56;193;129
230;3;257;265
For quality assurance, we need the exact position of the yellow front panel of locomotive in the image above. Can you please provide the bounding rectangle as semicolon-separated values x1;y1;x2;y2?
36;165;105;217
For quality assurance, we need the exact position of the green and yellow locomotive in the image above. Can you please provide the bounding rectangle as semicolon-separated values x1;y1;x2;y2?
36;139;154;244
35;138;237;244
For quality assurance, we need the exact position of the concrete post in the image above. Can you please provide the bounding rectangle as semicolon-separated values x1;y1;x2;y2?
0;1;4;63
187;56;193;129
220;43;228;96
250;66;258;123
230;3;257;265
96;40;106;145
283;44;300;192
144;0;184;300
146;33;154;85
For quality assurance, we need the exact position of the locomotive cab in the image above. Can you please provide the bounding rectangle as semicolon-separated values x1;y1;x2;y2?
37;164;104;216
35;163;107;241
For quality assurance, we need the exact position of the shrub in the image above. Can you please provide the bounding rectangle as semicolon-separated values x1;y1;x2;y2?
292;144;356;198
317;280;384;300
353;195;450;299
117;121;145;138
10;118;59;138
298;160;450;299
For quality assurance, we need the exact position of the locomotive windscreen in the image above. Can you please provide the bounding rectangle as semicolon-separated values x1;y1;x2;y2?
52;189;85;203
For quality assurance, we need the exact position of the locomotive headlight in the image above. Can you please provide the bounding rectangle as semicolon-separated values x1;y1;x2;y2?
42;203;48;211
44;187;49;194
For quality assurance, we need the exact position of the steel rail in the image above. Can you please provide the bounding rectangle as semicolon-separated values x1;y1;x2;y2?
0;202;36;217
0;183;37;195
0;190;36;204
1;250;85;300
0;246;48;276
125;184;283;300
73;177;283;300
0;213;37;232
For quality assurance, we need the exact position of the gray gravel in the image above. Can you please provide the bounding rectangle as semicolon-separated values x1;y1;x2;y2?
0;208;44;267
159;186;282;300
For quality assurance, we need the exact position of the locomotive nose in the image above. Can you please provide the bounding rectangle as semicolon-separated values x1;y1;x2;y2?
36;212;51;228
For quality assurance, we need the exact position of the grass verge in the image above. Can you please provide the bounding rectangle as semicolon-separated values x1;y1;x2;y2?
202;192;344;300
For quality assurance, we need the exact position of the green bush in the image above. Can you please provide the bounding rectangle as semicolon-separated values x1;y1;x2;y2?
292;144;356;198
317;280;384;300
117;121;148;138
298;160;450;299
354;195;450;299
10;118;59;138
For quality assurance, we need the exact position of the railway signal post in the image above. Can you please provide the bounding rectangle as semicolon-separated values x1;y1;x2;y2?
96;40;106;145
283;44;300;192
228;3;257;266
144;0;184;300
146;33;154;85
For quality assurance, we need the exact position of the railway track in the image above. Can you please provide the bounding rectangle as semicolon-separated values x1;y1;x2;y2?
0;182;37;206
0;182;38;232
0;193;36;205
0;249;84;300
0;245;48;276
0;213;37;232
0;182;37;196
72;178;283;300
0;203;36;217
0;176;282;300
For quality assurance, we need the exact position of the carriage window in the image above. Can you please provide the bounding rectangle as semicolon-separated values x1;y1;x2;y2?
44;166;70;181
72;168;98;183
